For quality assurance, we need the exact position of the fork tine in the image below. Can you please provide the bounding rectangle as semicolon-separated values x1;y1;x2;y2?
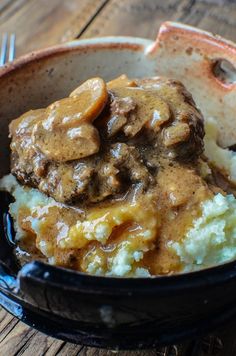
0;33;8;66
8;34;15;62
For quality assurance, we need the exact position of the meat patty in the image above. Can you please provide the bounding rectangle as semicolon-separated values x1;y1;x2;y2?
10;75;204;207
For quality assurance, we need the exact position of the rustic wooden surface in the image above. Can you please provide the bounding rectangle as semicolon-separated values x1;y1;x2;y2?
1;0;236;355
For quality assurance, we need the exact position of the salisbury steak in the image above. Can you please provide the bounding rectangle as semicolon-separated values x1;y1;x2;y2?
10;75;204;206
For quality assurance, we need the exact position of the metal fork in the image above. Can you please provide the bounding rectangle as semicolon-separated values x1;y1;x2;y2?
0;33;15;66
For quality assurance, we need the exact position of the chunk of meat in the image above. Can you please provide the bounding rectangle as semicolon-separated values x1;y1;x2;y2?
138;77;204;160
163;123;190;147
10;75;205;207
120;88;171;137
106;95;136;137
32;143;151;204
102;77;204;161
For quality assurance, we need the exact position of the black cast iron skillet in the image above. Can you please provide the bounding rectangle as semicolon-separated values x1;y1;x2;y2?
1;23;236;349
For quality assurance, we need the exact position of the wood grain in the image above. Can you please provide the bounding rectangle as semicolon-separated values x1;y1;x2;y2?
0;0;108;56
81;0;236;42
1;0;236;355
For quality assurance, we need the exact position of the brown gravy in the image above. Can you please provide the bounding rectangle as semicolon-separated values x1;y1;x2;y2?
8;75;218;276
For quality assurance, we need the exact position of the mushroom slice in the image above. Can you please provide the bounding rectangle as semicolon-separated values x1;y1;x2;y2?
10;109;45;138
32;122;100;162
31;77;108;162
41;77;108;130
107;74;137;89
68;77;108;123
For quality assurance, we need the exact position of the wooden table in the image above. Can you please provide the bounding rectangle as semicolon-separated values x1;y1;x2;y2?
1;0;236;355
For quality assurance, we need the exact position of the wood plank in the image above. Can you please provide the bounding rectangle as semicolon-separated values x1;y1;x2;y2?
16;329;64;356
0;0;15;16
0;0;29;23
0;308;19;343
81;0;236;42
0;321;36;355
178;0;236;42
55;343;83;356
81;0;188;40
0;0;108;57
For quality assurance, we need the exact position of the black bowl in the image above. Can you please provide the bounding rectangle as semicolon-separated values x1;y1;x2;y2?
1;190;236;350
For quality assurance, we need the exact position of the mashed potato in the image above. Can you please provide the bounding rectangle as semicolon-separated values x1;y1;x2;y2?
171;117;236;270
170;193;236;271
0;174;157;277
204;117;236;184
169;118;236;271
3;173;236;275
